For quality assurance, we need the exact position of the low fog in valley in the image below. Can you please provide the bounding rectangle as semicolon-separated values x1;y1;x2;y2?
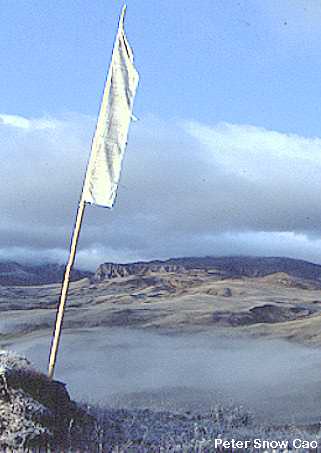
9;327;321;425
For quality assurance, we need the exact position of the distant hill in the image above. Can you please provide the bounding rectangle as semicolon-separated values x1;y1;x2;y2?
2;256;321;287
2;255;321;341
0;262;93;286
94;256;321;283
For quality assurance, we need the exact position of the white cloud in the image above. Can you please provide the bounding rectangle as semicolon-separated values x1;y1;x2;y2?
0;114;58;130
185;120;321;173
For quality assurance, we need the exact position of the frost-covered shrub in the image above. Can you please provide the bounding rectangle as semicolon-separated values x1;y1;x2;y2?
0;350;94;450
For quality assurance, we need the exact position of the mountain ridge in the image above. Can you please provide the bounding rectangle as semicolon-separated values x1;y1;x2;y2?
1;255;321;286
0;261;92;286
93;256;321;283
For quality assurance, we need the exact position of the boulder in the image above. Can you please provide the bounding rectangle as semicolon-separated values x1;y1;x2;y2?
221;287;232;297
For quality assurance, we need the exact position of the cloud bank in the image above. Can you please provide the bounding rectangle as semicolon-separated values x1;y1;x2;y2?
1;113;321;270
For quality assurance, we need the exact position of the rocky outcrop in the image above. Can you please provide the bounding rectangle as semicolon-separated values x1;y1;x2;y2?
212;304;315;327
93;262;186;282
0;351;94;450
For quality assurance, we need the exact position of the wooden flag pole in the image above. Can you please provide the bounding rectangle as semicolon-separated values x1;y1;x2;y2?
48;199;86;379
47;4;129;380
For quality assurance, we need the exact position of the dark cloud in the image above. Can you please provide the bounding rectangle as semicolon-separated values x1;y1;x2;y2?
1;113;321;269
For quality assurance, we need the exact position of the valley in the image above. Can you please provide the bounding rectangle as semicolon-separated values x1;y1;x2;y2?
1;256;321;346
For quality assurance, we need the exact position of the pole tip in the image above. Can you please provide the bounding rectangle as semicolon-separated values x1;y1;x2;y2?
120;4;127;23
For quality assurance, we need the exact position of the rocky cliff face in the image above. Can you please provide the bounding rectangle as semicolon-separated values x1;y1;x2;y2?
93;262;186;281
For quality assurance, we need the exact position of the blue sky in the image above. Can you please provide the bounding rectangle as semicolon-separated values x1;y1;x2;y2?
1;0;321;268
2;0;321;134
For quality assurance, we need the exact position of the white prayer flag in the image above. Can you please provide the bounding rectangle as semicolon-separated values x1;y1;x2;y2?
82;7;139;208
